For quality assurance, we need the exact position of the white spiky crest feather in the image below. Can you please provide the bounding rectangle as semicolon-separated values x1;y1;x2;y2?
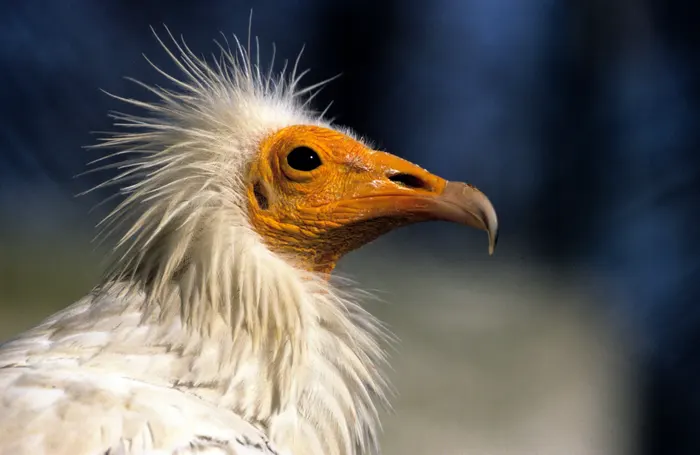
82;25;392;455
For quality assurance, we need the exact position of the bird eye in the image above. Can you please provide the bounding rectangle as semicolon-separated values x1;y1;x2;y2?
286;147;322;172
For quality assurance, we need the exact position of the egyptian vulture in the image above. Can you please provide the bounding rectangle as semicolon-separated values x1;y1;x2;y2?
0;27;498;455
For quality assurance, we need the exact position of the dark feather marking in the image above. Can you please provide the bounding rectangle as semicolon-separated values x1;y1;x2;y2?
172;379;221;390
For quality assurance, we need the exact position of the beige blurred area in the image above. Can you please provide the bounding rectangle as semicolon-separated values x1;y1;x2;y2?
0;218;635;455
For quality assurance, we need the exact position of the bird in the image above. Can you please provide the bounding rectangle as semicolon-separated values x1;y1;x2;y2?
0;26;498;455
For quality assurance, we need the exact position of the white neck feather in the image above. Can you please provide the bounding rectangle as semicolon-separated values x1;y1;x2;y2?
102;224;391;455
84;27;391;455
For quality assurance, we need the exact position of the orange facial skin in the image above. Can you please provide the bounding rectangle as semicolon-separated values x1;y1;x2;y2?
247;125;498;274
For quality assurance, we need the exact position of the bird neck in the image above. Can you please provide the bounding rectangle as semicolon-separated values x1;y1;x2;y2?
111;227;390;455
250;216;406;276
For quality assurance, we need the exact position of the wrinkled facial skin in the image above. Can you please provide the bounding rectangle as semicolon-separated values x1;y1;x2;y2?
247;125;498;274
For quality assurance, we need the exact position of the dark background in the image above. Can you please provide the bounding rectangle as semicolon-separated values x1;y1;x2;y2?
1;1;699;454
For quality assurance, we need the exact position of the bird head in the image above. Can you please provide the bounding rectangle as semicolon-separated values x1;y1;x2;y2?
247;124;498;274
90;27;497;322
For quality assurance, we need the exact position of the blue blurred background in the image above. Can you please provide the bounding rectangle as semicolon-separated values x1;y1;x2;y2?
0;1;698;454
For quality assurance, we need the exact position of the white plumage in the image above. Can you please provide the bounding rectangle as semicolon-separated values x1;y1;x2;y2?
0;25;497;455
0;28;388;455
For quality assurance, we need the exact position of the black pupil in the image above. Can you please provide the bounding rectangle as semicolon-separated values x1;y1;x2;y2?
287;147;322;171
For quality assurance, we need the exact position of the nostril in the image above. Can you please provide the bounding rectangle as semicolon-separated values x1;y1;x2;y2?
388;173;428;190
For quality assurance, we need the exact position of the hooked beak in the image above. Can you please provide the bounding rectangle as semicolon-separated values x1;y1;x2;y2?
416;181;499;255
338;151;499;255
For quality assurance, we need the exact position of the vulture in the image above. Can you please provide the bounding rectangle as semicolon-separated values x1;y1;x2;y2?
0;28;498;455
